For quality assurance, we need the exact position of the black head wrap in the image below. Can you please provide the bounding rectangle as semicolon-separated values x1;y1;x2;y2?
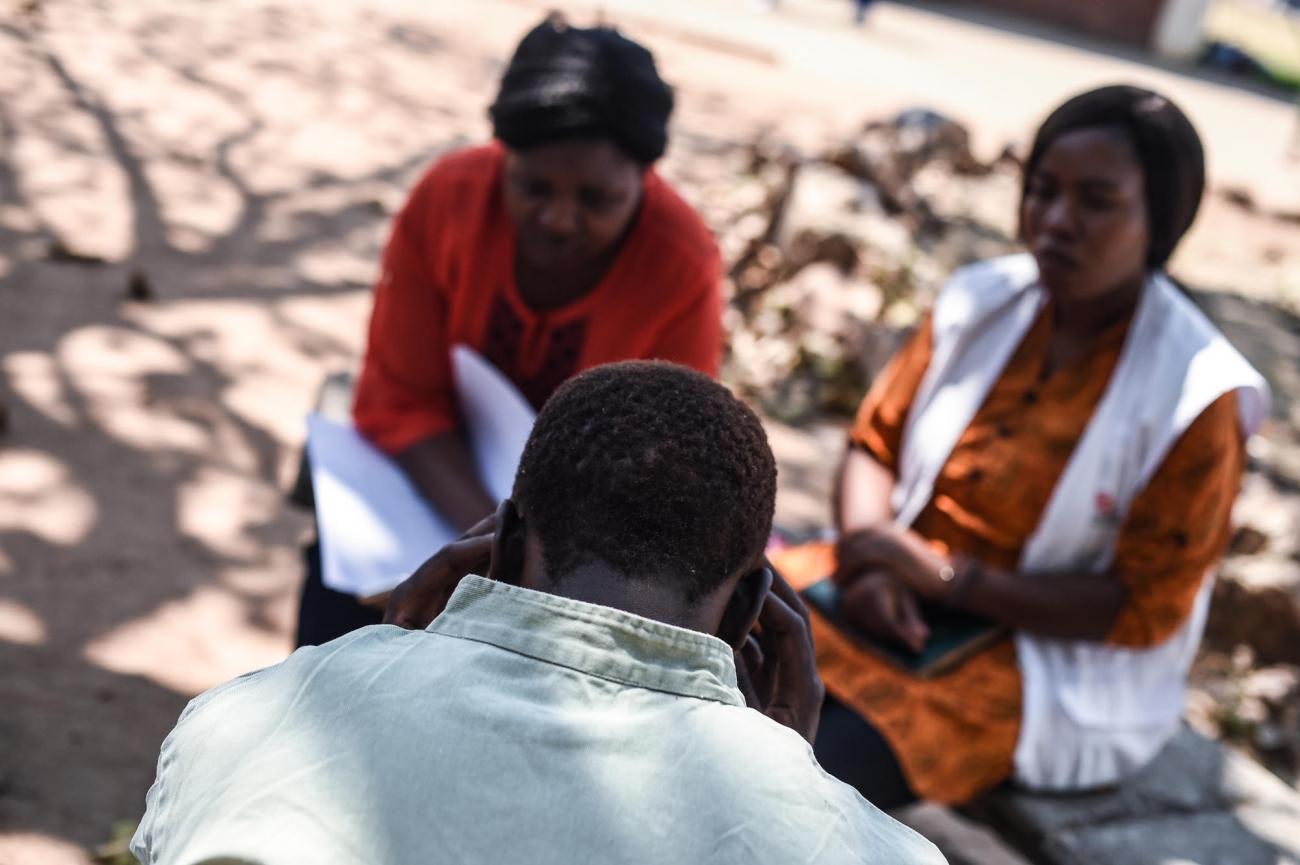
489;18;674;165
1022;85;1205;269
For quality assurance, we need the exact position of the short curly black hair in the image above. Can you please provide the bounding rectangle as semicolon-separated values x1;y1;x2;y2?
513;361;776;603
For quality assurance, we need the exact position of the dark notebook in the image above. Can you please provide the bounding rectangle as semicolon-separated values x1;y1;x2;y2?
801;578;1004;678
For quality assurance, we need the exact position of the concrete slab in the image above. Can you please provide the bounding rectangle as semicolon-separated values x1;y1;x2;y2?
1044;808;1300;865
975;728;1300;865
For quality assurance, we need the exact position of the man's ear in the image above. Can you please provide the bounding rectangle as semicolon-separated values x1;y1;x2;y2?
488;499;527;585
716;566;773;650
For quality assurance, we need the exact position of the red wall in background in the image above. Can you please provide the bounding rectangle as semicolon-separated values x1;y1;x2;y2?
968;0;1166;46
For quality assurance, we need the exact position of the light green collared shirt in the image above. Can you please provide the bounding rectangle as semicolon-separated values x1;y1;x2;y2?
133;576;945;865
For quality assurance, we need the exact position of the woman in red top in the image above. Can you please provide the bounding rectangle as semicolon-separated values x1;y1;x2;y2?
297;17;723;645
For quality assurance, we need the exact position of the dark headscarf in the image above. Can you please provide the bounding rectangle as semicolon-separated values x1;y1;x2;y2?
1021;85;1205;269
489;17;674;165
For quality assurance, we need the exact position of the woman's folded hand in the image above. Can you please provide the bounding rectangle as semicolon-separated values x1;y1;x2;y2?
835;525;958;602
840;571;930;653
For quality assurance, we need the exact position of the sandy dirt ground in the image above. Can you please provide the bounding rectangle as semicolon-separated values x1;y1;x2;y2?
1;1;1298;862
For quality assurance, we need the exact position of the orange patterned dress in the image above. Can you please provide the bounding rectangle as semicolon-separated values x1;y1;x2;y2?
772;304;1245;804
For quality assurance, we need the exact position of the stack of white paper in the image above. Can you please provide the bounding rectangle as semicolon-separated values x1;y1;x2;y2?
307;346;537;597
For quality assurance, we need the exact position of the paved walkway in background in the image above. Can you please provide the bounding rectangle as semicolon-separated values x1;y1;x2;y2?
571;0;1300;209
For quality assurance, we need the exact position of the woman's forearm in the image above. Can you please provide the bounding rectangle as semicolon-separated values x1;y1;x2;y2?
394;431;498;533
956;563;1128;642
833;447;896;533
834;446;1128;642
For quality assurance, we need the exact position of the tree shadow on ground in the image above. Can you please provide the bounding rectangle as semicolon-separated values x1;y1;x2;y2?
0;3;500;851
0;643;190;843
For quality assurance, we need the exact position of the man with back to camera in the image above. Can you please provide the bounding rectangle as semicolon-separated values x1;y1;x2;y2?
132;362;946;865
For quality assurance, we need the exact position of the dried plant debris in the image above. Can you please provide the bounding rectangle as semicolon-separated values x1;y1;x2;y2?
716;111;1019;421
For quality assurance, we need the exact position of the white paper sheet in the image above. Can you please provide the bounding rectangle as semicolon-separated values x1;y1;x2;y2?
308;346;536;597
451;344;537;502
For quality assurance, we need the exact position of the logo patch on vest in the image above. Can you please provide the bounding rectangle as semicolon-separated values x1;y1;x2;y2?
1095;492;1119;522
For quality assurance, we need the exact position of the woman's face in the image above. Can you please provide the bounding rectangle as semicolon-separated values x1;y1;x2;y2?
1021;126;1150;303
504;138;644;275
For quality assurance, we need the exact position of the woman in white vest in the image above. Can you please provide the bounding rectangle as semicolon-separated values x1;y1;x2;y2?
772;85;1269;807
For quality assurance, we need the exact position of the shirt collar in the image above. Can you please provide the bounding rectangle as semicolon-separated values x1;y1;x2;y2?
428;575;744;707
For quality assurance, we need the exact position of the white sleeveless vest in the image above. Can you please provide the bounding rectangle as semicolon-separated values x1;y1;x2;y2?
892;254;1269;790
